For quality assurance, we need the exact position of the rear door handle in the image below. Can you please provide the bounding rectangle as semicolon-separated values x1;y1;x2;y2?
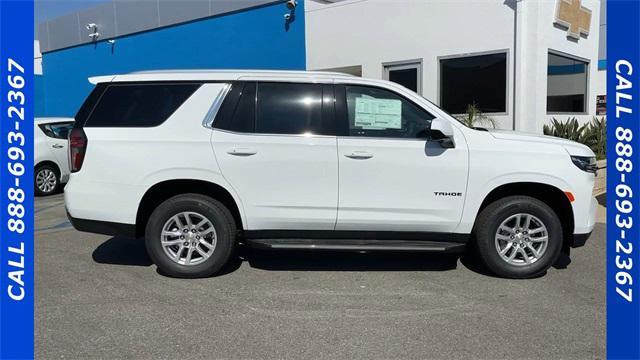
227;148;257;156
344;151;373;160
52;144;64;149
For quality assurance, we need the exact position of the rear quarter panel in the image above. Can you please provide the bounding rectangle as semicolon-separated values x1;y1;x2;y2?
64;83;246;226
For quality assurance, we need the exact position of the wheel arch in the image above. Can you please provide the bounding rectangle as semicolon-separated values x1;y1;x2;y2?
135;179;245;238
475;182;574;250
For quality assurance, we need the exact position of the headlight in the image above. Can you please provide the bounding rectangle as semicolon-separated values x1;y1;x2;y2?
571;155;597;174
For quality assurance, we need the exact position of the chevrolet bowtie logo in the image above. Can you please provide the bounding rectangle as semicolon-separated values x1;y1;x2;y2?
554;0;592;40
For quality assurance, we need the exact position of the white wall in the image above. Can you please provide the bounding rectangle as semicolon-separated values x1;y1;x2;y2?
514;0;602;133
305;0;605;133
34;40;42;75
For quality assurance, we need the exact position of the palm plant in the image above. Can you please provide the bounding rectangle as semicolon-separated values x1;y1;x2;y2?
580;117;606;160
455;103;496;128
543;117;606;160
543;117;586;142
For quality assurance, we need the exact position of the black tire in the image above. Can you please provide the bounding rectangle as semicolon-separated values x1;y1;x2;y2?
473;196;563;279
145;194;236;278
34;164;60;196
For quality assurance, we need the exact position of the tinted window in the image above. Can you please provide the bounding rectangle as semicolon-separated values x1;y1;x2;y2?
547;53;588;113
440;53;507;114
86;83;200;127
256;83;323;135
74;83;107;127
39;122;74;139
229;82;256;133
345;85;434;138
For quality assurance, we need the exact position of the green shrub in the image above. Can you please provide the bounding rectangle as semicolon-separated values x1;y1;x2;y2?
455;103;496;128
543;117;606;160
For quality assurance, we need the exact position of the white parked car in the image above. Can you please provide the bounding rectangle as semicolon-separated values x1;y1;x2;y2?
35;117;74;196
65;70;597;279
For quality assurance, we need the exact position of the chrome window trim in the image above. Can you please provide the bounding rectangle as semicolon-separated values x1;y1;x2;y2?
202;83;232;129
212;127;336;139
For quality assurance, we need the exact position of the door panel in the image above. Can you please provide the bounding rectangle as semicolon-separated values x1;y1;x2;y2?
212;130;338;230
335;84;469;232
336;137;468;232
211;81;339;231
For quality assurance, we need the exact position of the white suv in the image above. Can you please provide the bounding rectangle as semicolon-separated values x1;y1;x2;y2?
35;117;74;196
65;70;597;279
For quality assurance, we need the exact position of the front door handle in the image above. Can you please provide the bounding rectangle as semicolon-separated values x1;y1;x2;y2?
344;151;373;160
227;148;257;157
52;144;64;149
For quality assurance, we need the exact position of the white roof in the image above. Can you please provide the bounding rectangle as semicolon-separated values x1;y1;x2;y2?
89;69;356;84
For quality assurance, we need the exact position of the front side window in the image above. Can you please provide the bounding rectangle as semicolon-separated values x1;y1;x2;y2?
345;85;434;139
547;52;588;113
39;122;74;139
86;83;200;127
440;52;507;114
256;83;323;135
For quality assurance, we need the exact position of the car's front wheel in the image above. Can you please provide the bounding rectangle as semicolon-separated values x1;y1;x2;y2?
474;196;563;278
145;194;236;278
35;164;60;196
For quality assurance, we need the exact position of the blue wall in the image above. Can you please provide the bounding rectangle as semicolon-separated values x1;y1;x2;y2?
34;75;46;116
40;1;306;116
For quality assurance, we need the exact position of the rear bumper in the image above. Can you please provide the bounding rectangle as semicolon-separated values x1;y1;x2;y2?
67;210;136;238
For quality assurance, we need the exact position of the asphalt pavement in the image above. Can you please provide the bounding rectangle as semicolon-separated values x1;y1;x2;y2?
36;193;606;359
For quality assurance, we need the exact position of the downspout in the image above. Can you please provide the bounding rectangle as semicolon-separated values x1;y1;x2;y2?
512;0;518;131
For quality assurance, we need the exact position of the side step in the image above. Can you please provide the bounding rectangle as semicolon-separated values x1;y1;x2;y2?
245;239;466;253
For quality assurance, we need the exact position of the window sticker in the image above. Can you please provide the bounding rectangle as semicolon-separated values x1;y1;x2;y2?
354;97;402;129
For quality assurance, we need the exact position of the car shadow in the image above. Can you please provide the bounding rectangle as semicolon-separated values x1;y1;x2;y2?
241;247;460;272
91;238;570;279
92;237;461;273
92;237;153;266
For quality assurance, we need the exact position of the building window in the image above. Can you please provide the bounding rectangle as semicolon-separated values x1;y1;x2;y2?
547;52;588;113
383;61;422;94
440;52;507;114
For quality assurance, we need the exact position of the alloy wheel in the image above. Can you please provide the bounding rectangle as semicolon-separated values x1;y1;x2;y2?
36;168;57;194
160;211;217;266
494;213;549;266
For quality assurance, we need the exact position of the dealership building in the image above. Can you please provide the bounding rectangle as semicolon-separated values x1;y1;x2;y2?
36;0;606;133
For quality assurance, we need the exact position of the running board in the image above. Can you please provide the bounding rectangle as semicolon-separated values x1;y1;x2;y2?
245;239;466;253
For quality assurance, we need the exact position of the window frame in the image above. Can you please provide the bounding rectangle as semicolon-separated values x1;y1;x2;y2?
382;59;423;95
437;49;510;116
546;49;590;115
212;81;337;137
334;83;436;141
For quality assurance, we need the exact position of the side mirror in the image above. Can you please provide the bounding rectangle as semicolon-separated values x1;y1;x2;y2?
429;118;455;148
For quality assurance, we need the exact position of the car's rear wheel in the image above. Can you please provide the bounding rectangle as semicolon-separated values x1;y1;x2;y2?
145;194;236;278
35;164;60;196
474;196;563;278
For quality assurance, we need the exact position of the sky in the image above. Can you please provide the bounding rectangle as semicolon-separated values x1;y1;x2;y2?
35;0;109;38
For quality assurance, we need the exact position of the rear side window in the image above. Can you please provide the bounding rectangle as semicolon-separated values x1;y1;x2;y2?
256;82;323;135
39;122;74;139
85;83;200;127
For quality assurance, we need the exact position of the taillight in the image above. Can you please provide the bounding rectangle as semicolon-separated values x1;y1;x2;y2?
69;128;87;173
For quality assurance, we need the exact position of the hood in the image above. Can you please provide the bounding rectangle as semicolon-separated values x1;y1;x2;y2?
485;129;594;157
